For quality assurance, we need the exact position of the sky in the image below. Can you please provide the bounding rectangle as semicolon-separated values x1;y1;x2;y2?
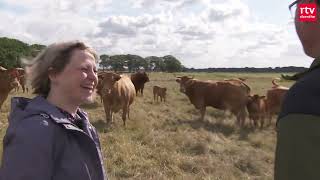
0;0;314;68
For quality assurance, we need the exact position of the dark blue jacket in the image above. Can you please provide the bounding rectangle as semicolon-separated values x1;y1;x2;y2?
275;58;320;180
0;96;107;180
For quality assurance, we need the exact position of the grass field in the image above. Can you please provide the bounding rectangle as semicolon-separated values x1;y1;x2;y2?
0;72;296;179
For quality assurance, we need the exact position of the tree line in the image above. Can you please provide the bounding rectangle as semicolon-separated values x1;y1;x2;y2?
186;66;308;73
99;54;185;72
0;37;185;72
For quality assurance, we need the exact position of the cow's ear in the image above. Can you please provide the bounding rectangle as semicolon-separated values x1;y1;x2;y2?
7;69;19;78
260;96;266;99
98;74;104;80
114;74;121;81
176;78;181;83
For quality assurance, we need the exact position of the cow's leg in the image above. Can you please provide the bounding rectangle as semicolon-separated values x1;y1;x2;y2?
253;117;258;128
199;107;206;121
0;93;9;111
266;112;272;126
235;108;246;127
105;110;111;124
127;107;130;120
153;93;156;102
122;105;129;126
265;105;272;126
141;86;144;96
260;116;265;129
240;108;247;127
22;85;25;93
249;117;255;128
103;101;112;124
232;109;241;126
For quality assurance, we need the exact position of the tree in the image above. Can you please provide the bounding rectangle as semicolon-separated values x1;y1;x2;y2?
163;55;183;72
99;54;110;71
109;55;126;72
0;37;46;68
145;56;165;72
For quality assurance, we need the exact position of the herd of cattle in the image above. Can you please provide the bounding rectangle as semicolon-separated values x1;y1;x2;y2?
0;66;289;129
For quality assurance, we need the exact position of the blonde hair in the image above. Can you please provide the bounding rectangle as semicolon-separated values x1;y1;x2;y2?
24;40;98;97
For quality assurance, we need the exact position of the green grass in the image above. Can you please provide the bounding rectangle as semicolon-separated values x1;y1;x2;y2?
0;72;296;179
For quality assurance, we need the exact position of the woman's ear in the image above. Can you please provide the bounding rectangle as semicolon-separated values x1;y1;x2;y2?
48;67;57;82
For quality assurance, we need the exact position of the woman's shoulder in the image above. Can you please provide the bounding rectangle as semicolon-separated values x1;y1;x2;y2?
7;113;61;136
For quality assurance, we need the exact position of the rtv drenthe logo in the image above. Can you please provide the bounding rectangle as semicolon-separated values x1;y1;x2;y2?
299;3;317;22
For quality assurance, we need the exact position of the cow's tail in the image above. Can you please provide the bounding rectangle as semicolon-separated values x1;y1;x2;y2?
272;78;280;88
241;82;251;94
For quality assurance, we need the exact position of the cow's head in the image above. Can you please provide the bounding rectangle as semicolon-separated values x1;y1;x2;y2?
175;75;194;93
247;94;266;105
140;71;150;82
132;71;149;83
143;72;150;82
0;69;21;91
100;72;121;96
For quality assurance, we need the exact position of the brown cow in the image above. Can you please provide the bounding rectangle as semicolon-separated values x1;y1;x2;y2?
176;76;250;126
131;71;149;96
100;72;136;126
247;94;267;128
265;86;289;125
19;75;28;93
96;72;107;103
0;69;20;110
14;68;28;93
153;86;167;102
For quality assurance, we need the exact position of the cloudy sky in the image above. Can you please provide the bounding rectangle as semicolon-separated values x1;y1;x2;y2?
0;0;313;68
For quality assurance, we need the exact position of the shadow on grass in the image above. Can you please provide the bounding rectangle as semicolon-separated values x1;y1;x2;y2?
92;119;108;133
237;126;256;140
80;101;101;109
175;119;236;137
164;117;257;139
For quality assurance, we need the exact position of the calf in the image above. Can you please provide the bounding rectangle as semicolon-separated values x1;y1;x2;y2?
247;94;267;128
153;86;167;102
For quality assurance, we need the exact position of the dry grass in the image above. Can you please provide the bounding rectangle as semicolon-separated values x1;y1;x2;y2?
0;72;295;179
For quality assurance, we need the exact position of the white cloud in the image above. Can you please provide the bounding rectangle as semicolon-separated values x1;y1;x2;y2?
0;0;309;68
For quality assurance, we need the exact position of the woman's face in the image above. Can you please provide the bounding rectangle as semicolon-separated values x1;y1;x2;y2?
295;1;320;58
50;49;98;105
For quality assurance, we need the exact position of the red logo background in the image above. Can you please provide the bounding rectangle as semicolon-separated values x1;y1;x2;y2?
298;3;317;22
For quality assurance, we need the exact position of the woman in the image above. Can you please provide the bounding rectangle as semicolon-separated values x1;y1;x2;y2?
0;41;107;180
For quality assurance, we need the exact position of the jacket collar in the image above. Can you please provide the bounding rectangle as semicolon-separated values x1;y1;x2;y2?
25;96;91;132
282;58;320;81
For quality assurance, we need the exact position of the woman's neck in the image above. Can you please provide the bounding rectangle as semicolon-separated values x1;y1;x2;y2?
46;91;78;116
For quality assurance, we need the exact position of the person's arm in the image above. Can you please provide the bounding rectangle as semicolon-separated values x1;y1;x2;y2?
0;117;54;180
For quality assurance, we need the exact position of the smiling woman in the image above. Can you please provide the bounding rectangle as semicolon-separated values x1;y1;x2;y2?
0;41;107;180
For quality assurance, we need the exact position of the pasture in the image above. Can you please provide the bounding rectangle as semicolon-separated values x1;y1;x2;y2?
0;72;295;179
